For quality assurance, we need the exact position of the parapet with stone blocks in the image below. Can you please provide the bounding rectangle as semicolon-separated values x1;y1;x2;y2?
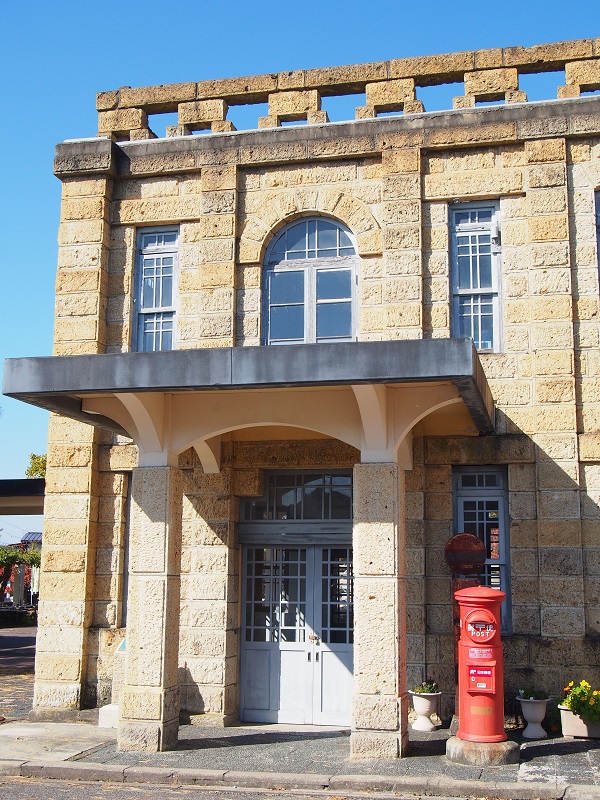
96;39;600;140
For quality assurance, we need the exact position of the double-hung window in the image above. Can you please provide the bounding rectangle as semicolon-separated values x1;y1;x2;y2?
453;467;511;631
134;227;178;352
263;217;357;345
450;203;501;352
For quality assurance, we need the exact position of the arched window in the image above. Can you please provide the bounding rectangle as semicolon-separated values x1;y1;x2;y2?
263;217;357;345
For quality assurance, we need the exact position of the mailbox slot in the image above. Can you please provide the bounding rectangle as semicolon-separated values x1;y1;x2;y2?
464;608;497;643
467;662;496;694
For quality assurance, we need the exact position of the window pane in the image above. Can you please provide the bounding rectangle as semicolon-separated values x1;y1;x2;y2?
458;255;471;290
317;220;338;250
270;305;304;341
269;271;304;304
161;329;173;350
339;229;353;249
317;302;352;339
458;297;474;339
478;252;492;288
307;220;316;252
161;272;173;307
142;275;156;309
286;223;307;253
479;299;494;349
271;237;286;260
330;486;352;518
317;269;351;300
302;485;324;519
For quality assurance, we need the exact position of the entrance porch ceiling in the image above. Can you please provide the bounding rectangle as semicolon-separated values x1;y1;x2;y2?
3;340;494;468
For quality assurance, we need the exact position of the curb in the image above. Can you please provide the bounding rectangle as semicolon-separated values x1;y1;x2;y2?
1;757;593;798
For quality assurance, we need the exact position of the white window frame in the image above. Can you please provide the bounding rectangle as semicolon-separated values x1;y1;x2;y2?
262;217;358;345
450;201;502;353
453;466;511;632
133;226;179;352
595;191;600;282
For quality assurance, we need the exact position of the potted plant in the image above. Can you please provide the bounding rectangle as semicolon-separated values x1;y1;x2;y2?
516;687;549;739
408;676;441;731
559;680;600;739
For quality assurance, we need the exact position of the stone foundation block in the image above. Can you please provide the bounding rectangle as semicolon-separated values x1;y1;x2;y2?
353;694;399;730
446;735;520;765
118;719;179;752
351;729;408;758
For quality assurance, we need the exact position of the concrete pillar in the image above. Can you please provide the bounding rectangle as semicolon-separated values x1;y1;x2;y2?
117;466;183;751
351;462;408;757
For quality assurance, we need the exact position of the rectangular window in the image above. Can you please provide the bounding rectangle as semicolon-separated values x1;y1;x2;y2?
453;467;511;631
241;471;352;522
134;227;179;351
450;203;501;351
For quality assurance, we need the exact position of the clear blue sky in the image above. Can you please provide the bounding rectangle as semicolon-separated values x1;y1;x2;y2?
0;0;597;541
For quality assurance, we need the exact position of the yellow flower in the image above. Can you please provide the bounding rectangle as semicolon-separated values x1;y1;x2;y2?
582;680;591;689
591;698;595;705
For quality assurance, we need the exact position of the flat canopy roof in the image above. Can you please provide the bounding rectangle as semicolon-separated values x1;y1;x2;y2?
3;340;494;437
0;479;45;515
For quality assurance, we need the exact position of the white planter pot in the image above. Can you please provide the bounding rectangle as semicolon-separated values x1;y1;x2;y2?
517;697;548;739
559;705;600;739
409;691;441;732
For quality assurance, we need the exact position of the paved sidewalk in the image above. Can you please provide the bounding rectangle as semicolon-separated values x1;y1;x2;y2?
2;628;600;799
1;717;599;799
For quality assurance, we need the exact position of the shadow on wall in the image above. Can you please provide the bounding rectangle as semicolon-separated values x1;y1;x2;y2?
415;408;600;718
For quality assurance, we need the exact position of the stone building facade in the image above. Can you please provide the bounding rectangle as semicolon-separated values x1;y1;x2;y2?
4;37;600;756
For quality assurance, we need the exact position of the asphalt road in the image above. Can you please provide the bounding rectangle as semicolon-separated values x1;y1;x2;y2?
0;626;36;672
0;779;466;800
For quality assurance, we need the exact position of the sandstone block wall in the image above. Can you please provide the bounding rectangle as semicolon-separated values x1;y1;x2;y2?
39;39;600;720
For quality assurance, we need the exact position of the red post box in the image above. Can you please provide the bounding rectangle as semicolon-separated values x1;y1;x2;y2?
455;586;506;743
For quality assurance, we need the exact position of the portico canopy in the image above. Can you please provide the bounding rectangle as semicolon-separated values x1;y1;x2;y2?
3;339;494;471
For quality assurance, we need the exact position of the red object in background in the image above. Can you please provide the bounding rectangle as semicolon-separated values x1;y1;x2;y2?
455;585;506;743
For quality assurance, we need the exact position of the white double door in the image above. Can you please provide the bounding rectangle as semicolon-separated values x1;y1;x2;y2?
241;545;353;725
